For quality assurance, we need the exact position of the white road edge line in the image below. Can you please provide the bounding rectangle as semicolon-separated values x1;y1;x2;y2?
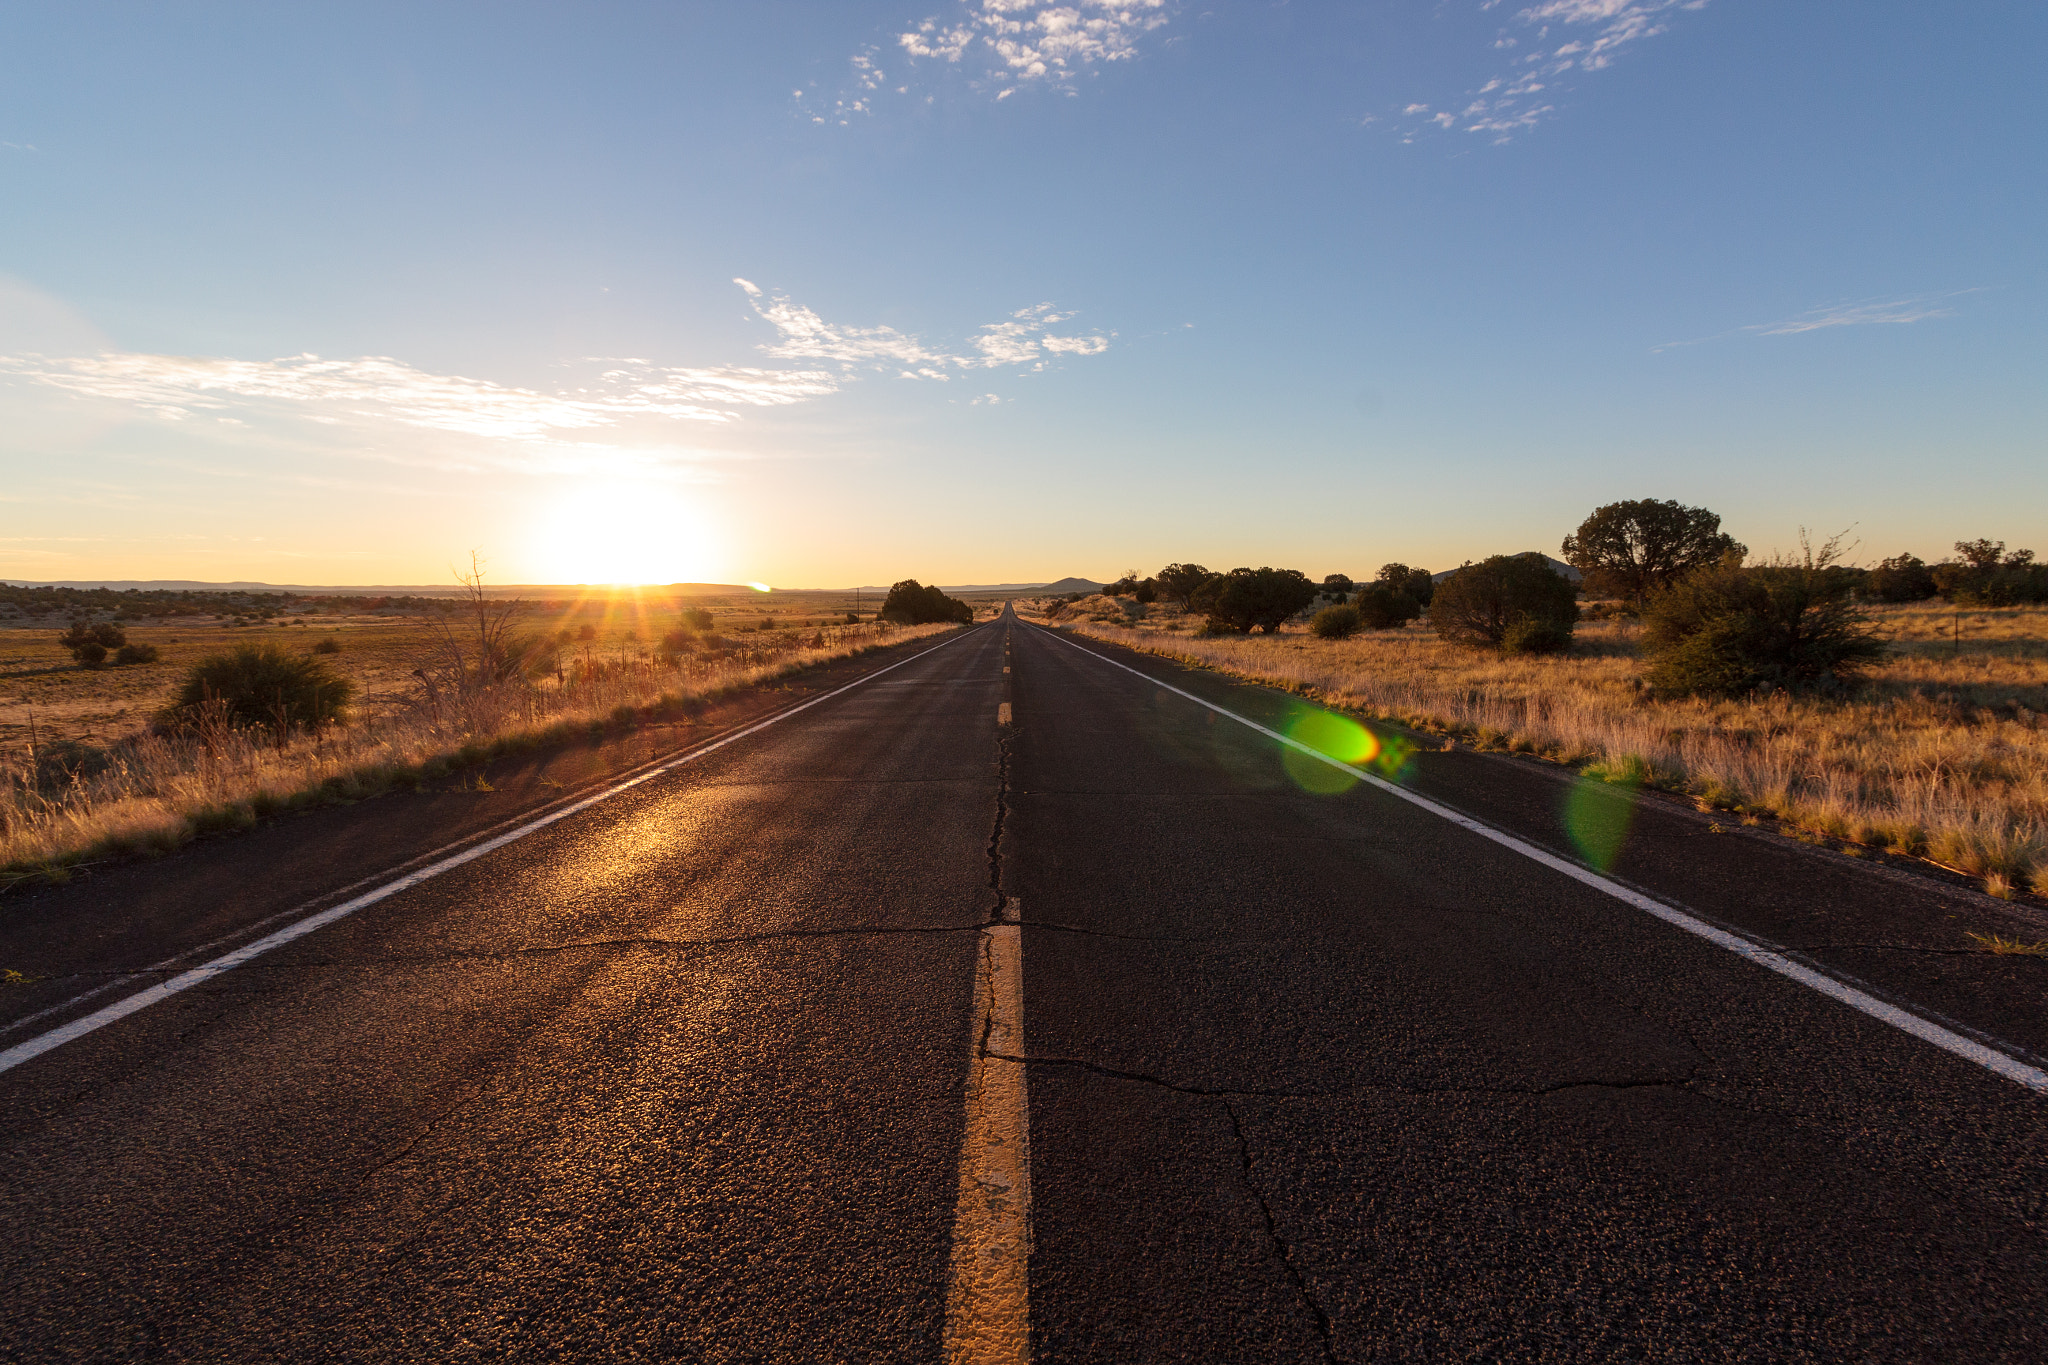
0;626;986;1078
1036;625;2048;1096
945;896;1032;1365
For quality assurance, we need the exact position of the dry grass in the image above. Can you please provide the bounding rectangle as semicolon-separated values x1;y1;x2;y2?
1;615;955;884
1966;931;2048;956
1038;597;2048;898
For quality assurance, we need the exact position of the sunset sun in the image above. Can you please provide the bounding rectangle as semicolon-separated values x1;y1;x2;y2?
533;482;724;586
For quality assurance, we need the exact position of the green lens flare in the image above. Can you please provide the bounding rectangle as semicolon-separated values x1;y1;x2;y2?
1565;771;1640;871
1280;708;1413;793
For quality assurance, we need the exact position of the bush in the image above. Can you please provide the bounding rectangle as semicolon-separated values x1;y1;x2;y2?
163;643;356;733
1428;554;1579;650
1642;547;1888;696
679;607;715;631
1154;563;1214;611
59;620;125;662
1865;553;1936;603
1354;583;1422;630
880;579;973;625
1502;616;1573;656
1190;566;1317;634
1310;604;1361;639
1320;574;1355;602
309;636;341;654
113;643;161;665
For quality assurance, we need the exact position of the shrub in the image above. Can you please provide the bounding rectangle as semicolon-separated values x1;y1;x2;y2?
657;628;697;656
1865;553;1936;603
59;621;126;662
1190;566;1317;634
679;607;715;631
1428;554;1579;650
113;643;161;665
163;643;356;733
1502;616;1574;656
1642;544;1888;696
880;579;974;625
309;636;342;654
1310;604;1361;639
1320;574;1355;602
1354;583;1422;630
1561;499;1745;604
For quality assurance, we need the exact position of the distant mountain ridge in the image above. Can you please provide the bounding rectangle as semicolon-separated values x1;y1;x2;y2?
1036;577;1106;594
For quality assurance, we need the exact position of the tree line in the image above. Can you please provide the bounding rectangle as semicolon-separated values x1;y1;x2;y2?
1093;498;2037;699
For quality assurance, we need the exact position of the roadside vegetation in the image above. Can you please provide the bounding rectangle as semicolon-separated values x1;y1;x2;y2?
1030;512;2047;902
1;575;961;887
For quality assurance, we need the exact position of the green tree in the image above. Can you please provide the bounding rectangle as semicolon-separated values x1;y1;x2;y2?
1561;499;1745;604
1354;582;1422;630
1428;554;1579;652
1192;567;1317;633
1866;553;1936;603
1155;563;1214;611
881;579;973;625
1376;563;1434;608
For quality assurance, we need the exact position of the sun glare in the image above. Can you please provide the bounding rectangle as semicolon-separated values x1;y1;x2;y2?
534;482;725;585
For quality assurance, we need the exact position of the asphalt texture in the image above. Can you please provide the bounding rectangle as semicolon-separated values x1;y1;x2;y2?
2;607;2044;1362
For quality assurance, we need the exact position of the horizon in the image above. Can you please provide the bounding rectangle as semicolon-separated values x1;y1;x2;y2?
4;3;2042;584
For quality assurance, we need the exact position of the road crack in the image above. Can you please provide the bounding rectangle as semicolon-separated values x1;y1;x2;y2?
985;1049;1697;1101
1227;1100;1339;1364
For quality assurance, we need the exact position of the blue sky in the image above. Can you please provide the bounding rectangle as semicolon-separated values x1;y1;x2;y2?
2;1;2042;587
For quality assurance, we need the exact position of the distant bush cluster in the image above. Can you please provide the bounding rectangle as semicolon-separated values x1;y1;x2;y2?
57;621;160;668
881;579;973;625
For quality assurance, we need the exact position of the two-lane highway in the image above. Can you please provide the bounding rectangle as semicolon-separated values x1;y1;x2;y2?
2;606;2043;1361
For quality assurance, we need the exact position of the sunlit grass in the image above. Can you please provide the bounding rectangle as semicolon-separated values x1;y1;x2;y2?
1037;597;2048;898
1;620;955;885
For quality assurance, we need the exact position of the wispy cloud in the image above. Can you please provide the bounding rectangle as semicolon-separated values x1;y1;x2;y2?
1401;0;1708;144
1748;293;1973;336
0;279;1111;448
1651;290;1979;352
736;280;1112;376
808;1;1171;119
0;351;839;439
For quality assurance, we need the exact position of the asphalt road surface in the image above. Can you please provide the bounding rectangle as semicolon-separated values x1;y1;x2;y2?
3;607;2044;1362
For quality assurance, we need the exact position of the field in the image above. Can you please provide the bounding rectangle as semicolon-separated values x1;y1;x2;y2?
1;590;970;881
1027;595;2048;900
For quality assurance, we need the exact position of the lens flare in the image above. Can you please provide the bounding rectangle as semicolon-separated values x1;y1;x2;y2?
1565;771;1640;871
1279;708;1409;794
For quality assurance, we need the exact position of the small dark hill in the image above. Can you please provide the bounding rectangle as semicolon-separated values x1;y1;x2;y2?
1038;576;1105;594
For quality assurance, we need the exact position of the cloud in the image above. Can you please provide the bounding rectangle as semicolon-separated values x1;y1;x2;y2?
812;1;1170;116
1401;0;1708;142
0;350;839;440
737;284;1112;374
1748;294;1973;336
1650;290;1979;352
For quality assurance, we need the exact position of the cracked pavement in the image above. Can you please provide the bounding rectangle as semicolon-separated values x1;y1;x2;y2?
1;610;2045;1361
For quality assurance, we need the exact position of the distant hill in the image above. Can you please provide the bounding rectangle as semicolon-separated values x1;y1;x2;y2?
1037;576;1105;594
1430;555;1581;584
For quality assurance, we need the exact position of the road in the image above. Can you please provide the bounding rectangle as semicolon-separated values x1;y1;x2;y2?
2;607;2044;1361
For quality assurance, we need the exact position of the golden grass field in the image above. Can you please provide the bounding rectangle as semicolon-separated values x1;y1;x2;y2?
0;592;957;882
1027;595;2048;900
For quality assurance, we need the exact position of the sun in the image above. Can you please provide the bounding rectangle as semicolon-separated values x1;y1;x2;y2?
532;481;725;585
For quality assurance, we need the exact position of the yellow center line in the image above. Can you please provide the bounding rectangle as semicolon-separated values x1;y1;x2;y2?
944;898;1032;1364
